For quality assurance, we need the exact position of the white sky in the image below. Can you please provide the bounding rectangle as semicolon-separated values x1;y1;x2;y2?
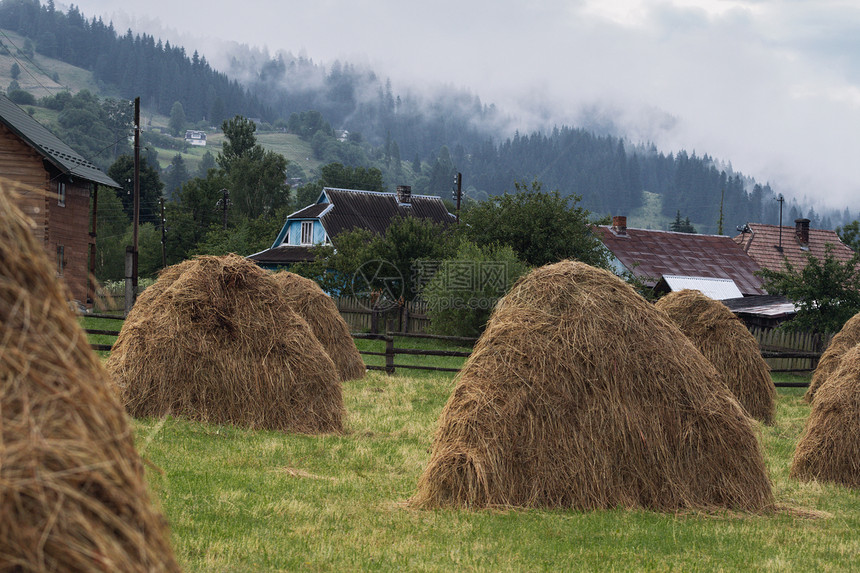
68;0;860;211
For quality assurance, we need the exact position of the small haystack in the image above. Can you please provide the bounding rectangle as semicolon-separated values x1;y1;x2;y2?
805;312;860;402
0;190;180;571
791;344;860;488
655;289;776;424
106;254;344;434
271;271;365;381
410;261;772;511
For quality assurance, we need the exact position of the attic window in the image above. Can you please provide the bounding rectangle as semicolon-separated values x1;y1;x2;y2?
58;182;66;207
300;221;313;245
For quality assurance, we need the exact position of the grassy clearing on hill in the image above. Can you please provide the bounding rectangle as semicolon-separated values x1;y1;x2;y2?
125;368;859;572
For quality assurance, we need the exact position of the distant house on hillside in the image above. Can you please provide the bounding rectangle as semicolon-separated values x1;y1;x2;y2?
248;185;454;268
0;93;120;309
734;218;856;272
184;130;206;146
594;216;767;299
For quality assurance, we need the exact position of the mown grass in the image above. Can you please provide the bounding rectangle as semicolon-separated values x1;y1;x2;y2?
132;376;860;572
81;319;860;571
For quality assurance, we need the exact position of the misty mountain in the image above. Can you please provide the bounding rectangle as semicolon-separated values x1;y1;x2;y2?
0;0;851;232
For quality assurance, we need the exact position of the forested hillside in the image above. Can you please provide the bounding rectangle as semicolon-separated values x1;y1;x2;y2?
0;0;849;233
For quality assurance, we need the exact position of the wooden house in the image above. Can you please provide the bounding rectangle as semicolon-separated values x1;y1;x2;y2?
0;93;120;309
248;185;454;268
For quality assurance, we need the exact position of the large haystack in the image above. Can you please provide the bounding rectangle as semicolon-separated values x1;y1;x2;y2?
271;271;365;382
106;254;344;434
411;261;772;511
806;312;860;402
655;289;776;424
791;344;860;488
0;189;180;571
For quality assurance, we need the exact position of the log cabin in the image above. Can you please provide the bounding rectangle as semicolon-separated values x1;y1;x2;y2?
0;93;120;309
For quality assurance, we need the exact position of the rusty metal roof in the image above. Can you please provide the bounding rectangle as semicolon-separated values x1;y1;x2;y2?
595;225;766;295
733;223;855;272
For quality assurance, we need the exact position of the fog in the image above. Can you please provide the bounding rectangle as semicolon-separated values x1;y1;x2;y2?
68;0;860;210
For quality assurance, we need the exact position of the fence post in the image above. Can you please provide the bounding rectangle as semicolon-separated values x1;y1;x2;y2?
385;335;395;375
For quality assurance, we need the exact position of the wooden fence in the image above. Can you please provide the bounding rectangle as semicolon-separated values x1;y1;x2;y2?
751;327;831;373
333;296;431;334
84;314;829;381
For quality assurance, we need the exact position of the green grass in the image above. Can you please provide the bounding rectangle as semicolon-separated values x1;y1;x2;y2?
81;319;859;570
127;369;860;572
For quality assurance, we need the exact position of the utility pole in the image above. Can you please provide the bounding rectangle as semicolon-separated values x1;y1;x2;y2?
452;172;462;223
160;197;166;267
133;97;140;293
126;96;140;315
220;188;230;229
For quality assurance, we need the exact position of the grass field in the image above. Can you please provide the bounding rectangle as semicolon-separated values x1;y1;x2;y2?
137;376;858;571
79;319;859;571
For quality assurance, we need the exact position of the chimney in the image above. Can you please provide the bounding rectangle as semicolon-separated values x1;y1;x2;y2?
396;185;412;205
795;218;810;247
612;215;627;235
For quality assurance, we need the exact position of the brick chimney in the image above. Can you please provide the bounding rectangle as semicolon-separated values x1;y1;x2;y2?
612;215;627;235
396;185;412;205
795;218;810;247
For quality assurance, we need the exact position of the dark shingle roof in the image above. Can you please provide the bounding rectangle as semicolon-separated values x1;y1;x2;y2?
734;223;855;272
319;188;454;238
247;245;317;265
0;93;119;188
595;225;766;296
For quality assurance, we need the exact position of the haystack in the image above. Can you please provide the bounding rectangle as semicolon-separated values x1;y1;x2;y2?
791;344;860;488
655;289;776;424
106;254;344;434
0;189;179;571
805;312;860;402
410;261;772;511
271;271;365;381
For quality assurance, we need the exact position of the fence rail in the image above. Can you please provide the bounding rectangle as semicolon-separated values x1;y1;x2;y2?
83;315;823;381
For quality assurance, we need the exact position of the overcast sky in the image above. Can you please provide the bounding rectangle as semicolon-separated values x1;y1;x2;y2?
68;0;860;211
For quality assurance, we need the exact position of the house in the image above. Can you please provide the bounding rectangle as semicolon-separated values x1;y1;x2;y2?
594;216;767;298
248;185;455;268
0;93;120;309
734;218;856;272
184;129;206;146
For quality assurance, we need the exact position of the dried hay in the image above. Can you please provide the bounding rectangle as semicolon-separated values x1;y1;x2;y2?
806;312;860;402
271;271;365;381
655;289;776;424
0;189;180;571
410;261;773;511
106;254;344;434
791;344;860;488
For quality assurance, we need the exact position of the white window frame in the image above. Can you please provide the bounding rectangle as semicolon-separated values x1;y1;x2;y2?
300;221;314;245
58;182;66;207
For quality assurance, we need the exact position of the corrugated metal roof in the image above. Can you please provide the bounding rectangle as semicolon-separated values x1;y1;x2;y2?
0;93;120;188
734;223;856;272
658;275;744;300
595;225;766;295
722;295;797;318
319;188;454;237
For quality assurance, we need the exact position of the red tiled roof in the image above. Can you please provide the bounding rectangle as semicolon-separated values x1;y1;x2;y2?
733;223;855;272
595;225;766;295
